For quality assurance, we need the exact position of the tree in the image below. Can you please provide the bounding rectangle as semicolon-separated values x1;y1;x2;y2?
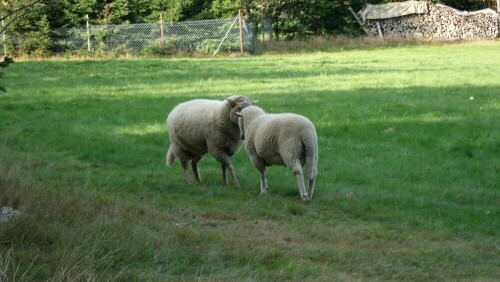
1;0;47;33
210;0;240;18
0;56;14;92
2;0;54;55
1;0;55;90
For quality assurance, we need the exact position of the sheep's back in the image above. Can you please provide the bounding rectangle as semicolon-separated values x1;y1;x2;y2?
250;114;312;164
167;99;224;155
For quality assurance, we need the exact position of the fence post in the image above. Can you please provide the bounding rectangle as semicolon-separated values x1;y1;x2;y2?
261;16;265;48
376;22;384;41
238;10;244;53
85;14;91;52
160;12;165;47
348;7;370;36
1;20;6;57
252;21;256;53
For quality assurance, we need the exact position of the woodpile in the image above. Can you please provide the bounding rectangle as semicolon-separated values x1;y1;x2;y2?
363;3;499;40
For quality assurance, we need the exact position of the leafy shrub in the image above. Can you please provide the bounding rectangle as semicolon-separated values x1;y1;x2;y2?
196;39;220;53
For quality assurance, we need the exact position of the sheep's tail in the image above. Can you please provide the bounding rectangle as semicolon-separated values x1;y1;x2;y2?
166;145;176;166
303;128;318;181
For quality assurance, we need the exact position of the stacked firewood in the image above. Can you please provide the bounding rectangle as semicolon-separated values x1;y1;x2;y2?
363;3;499;40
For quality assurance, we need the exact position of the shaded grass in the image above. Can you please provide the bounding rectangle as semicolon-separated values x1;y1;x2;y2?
0;41;499;280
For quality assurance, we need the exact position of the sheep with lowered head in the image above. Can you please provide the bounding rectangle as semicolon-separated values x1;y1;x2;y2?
235;106;318;201
166;95;254;186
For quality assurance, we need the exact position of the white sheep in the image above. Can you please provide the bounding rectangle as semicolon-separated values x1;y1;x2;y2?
166;95;254;186
235;106;318;201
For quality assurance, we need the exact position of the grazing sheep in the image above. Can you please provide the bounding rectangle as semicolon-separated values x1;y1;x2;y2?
166;95;254;186
235;106;318;201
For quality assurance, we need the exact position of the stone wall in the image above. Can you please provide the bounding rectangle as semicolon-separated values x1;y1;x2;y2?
363;3;499;40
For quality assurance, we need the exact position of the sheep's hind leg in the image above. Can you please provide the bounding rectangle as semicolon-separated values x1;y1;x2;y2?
290;161;309;201
307;178;316;199
295;172;309;201
191;157;201;183
181;161;193;185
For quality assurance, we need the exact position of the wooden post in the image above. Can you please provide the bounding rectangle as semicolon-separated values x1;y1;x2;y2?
160;12;165;47
348;7;370;36
497;0;500;12
376;22;384;41
238;10;244;53
261;14;265;48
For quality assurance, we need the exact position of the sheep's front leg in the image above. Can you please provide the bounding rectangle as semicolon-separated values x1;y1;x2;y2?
258;167;268;195
222;163;241;188
250;155;267;195
221;164;228;186
209;146;240;187
229;165;241;187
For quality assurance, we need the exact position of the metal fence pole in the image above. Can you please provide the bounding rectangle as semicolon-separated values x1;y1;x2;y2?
1;20;6;57
214;16;239;55
85;14;91;52
13;18;244;55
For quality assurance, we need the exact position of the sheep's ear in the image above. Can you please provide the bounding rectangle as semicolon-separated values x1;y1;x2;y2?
251;100;258;105
234;112;242;118
226;98;237;107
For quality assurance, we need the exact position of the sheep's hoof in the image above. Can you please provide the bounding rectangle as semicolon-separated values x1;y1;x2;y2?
301;195;310;202
260;191;268;196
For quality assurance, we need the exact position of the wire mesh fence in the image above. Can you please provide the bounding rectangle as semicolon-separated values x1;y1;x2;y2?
1;16;256;56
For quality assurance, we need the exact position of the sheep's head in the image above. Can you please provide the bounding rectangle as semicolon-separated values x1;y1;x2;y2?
226;95;256;125
233;106;265;141
234;111;245;140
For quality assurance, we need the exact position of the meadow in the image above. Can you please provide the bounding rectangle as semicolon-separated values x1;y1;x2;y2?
0;41;499;281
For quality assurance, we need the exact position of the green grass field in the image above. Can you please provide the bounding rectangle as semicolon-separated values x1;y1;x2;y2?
1;41;499;281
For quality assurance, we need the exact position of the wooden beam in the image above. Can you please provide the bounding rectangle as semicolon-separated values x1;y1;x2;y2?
348;7;370;36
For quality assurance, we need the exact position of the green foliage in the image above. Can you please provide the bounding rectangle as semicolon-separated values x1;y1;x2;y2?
436;0;489;11
210;0;240;18
0;57;14;92
144;41;176;55
18;15;52;55
2;1;53;56
2;0;497;56
196;38;220;53
0;42;499;280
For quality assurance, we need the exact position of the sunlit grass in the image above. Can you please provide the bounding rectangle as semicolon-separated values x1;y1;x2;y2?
0;41;499;280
